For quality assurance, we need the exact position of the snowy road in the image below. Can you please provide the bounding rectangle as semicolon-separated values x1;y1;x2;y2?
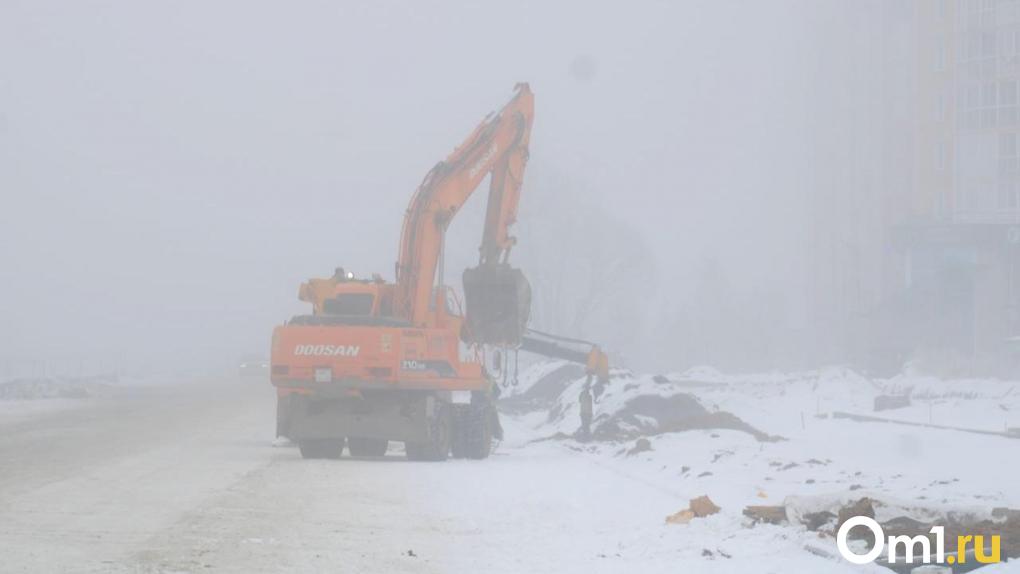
3;373;1017;574
0;378;690;574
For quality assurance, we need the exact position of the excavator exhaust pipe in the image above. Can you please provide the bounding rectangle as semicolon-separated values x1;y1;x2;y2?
461;264;531;346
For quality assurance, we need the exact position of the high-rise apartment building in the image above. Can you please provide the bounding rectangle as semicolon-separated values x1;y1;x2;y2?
896;0;1020;370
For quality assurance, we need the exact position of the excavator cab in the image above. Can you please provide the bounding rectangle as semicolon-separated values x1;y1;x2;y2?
461;264;531;346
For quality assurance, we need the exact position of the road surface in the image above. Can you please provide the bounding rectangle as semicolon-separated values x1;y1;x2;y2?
0;377;681;573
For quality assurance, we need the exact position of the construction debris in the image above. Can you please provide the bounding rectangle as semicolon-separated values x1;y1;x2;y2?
665;509;695;525
743;505;787;525
667;495;721;525
749;494;1020;564
690;495;721;518
802;510;837;532
836;497;876;537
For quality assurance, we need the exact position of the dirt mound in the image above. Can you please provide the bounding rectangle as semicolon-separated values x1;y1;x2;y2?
510;362;780;443
593;393;779;442
500;362;586;414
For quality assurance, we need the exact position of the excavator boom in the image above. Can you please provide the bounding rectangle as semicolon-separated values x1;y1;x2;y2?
395;84;534;335
520;328;610;384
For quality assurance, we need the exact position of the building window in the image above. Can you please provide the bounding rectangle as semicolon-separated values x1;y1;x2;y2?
982;31;996;59
997;28;1016;59
1002;80;1019;125
998;133;1020;209
937;141;947;171
1000;132;1017;160
997;180;1018;209
983;81;997;128
936;37;946;71
1000;133;1015;175
965;34;980;62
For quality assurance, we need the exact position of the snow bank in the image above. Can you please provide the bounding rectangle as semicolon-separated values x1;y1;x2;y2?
0;375;119;400
500;363;1020;571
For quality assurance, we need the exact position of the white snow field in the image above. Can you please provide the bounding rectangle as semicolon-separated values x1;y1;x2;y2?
0;366;1018;573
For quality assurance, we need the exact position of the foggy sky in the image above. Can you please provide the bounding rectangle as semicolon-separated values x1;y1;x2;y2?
1;1;851;374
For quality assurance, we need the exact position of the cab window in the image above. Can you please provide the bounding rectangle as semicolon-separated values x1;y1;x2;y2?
323;293;374;315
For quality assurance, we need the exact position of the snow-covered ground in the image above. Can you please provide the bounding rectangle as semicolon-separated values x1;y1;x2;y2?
0;367;1016;573
504;362;1020;572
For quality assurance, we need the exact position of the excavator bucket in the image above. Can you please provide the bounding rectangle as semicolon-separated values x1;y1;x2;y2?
461;264;531;346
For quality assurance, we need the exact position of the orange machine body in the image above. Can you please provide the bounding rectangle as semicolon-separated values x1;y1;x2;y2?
271;281;484;395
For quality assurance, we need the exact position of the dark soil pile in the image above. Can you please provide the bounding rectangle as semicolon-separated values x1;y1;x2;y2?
500;363;586;414
593;393;780;442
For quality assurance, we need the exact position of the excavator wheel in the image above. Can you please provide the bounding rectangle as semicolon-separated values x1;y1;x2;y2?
347;437;388;457
450;407;467;459
405;404;451;462
298;438;345;460
451;401;494;460
276;395;291;439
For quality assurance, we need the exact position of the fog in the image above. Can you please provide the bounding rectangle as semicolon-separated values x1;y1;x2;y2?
0;2;927;375
6;4;1020;572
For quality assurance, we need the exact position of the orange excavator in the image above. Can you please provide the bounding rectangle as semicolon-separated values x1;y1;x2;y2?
271;84;608;460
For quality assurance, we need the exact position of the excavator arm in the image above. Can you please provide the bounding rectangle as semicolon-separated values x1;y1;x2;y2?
394;84;534;336
520;328;610;386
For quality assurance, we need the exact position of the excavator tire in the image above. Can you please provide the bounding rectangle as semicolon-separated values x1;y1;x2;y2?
405;404;451;462
348;437;388;457
451;401;493;460
450;407;468;459
299;438;345;460
276;395;291;439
